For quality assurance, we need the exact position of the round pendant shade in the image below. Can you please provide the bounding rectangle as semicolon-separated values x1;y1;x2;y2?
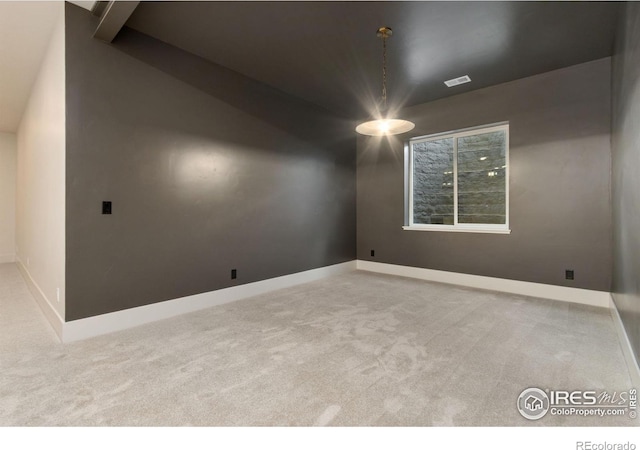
355;118;416;136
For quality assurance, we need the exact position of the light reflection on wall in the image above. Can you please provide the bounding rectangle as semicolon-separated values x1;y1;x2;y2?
173;147;234;194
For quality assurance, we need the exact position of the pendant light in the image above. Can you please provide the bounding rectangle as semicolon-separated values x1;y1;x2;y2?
355;27;415;136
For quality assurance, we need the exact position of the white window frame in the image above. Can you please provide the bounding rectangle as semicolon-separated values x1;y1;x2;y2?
403;122;511;234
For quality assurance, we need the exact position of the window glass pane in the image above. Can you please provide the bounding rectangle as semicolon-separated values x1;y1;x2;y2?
412;138;454;225
457;130;506;224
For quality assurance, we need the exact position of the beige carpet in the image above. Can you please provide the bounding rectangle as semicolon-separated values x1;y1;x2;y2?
0;262;635;426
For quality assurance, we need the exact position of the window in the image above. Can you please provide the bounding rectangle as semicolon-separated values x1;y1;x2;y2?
404;123;510;234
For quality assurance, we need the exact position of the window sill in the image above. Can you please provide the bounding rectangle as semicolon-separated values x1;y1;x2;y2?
402;225;511;234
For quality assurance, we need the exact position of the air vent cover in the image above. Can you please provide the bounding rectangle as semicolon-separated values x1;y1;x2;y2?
444;75;471;87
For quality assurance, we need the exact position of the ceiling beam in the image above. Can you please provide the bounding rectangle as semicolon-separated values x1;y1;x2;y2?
91;1;109;17
93;1;139;42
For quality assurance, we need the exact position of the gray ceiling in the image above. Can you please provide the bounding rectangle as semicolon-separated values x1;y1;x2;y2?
124;1;620;119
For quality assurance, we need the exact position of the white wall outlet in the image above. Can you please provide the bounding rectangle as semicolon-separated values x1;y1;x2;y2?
56;288;60;303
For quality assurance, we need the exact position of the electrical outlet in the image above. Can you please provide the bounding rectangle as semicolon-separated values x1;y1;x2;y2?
56;287;60;303
231;269;237;280
102;201;112;215
370;250;375;257
565;270;574;280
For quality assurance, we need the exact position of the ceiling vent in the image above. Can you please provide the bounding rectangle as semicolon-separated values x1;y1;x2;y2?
444;75;471;87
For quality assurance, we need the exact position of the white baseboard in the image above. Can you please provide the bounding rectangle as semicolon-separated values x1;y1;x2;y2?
0;253;15;263
62;260;357;342
16;260;64;340
356;260;611;308
610;295;640;388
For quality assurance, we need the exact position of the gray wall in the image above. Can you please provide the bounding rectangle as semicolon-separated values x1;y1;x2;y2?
357;58;612;291
65;5;356;321
612;2;640;367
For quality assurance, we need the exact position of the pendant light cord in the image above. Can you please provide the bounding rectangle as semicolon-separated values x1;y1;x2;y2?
381;33;387;111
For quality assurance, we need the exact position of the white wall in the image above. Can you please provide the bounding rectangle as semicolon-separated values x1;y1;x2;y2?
16;2;65;321
0;132;16;263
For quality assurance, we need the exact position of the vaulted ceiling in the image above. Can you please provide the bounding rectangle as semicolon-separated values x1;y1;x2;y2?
0;1;623;132
124;1;621;119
